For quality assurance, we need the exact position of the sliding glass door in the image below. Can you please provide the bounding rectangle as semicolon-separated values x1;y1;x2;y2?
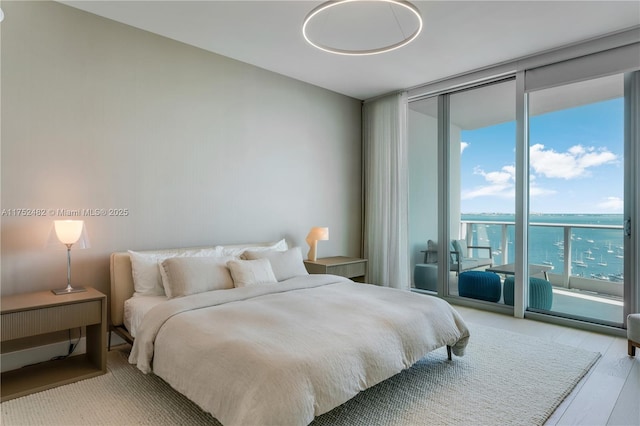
527;74;626;325
448;80;516;302
407;43;639;332
408;97;439;293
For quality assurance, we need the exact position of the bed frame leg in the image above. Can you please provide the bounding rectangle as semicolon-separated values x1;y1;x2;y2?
447;345;452;360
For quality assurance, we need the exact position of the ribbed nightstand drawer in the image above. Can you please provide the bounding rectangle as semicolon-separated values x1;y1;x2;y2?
304;257;368;281
1;301;101;341
328;262;366;279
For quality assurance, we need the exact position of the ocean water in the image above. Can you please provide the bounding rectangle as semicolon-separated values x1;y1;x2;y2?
460;213;624;281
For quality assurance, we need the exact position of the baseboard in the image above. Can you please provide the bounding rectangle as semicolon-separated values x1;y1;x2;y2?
1;331;127;372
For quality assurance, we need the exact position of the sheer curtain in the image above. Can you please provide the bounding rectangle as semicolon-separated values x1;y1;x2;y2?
363;92;409;289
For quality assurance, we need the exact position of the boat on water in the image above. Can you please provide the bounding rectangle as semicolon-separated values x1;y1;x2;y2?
573;250;587;266
585;249;595;261
608;273;624;282
597;256;607;267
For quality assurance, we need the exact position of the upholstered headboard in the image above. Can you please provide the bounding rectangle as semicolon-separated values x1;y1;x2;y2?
109;240;287;328
110;251;135;327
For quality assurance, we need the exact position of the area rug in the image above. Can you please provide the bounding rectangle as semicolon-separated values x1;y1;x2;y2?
1;324;600;426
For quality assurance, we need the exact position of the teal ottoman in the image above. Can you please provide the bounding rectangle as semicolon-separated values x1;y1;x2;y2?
503;276;553;310
458;271;501;302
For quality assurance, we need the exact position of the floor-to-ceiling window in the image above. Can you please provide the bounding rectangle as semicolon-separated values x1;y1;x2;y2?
408;34;639;333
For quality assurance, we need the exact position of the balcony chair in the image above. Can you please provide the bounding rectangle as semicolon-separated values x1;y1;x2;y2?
420;239;493;275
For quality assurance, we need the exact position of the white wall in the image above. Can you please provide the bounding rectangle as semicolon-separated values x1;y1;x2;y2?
0;0;363;298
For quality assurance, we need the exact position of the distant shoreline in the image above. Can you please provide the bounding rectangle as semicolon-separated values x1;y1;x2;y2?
459;213;624;279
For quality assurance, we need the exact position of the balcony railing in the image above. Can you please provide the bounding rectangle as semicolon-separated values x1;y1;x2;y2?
460;219;624;298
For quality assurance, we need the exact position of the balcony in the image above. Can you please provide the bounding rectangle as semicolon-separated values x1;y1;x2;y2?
456;219;624;325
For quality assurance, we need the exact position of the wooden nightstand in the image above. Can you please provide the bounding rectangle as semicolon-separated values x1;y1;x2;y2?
1;287;107;402
304;256;368;282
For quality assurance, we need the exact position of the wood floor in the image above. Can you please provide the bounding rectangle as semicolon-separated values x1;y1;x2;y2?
453;305;640;426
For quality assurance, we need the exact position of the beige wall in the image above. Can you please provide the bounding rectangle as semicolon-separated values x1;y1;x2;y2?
0;1;363;297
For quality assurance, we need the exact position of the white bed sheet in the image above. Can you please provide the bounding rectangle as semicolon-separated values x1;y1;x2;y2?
124;295;167;338
130;275;470;426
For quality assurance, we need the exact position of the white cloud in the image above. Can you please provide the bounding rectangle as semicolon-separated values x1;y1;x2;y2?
530;185;557;197
461;142;469;154
462;143;616;203
462;166;515;199
463;164;557;201
596;196;623;212
462;185;514;200
529;143;617;179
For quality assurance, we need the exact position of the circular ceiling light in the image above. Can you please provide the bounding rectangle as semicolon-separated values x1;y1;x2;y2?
302;0;423;56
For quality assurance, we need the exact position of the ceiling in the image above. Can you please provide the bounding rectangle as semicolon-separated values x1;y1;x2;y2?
58;1;640;100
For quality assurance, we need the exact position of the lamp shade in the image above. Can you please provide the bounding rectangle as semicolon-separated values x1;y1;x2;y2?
48;220;90;248
307;227;329;241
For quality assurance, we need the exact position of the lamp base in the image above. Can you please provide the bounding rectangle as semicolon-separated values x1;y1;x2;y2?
307;241;318;262
52;286;87;295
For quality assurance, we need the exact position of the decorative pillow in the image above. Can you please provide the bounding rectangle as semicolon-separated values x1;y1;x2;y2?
159;256;235;298
129;247;223;297
453;239;468;261
425;240;438;263
242;247;309;281
220;238;288;258
227;258;277;288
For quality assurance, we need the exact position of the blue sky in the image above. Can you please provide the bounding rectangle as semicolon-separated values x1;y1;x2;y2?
460;98;624;214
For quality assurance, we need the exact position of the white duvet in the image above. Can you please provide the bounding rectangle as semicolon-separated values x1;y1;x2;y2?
130;274;470;426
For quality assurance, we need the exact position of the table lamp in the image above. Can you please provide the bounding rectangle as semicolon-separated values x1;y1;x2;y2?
49;220;90;295
306;227;329;261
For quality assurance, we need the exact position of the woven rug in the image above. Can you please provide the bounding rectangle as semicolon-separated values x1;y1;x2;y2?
1;324;600;426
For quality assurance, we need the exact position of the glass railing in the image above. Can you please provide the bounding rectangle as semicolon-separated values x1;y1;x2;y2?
460;219;624;298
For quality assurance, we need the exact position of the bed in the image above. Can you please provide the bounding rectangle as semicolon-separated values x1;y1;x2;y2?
110;241;470;426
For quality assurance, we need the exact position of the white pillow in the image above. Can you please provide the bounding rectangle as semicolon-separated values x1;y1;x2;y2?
242;247;309;281
159;256;235;298
220;239;288;258
129;247;223;297
227;258;277;288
